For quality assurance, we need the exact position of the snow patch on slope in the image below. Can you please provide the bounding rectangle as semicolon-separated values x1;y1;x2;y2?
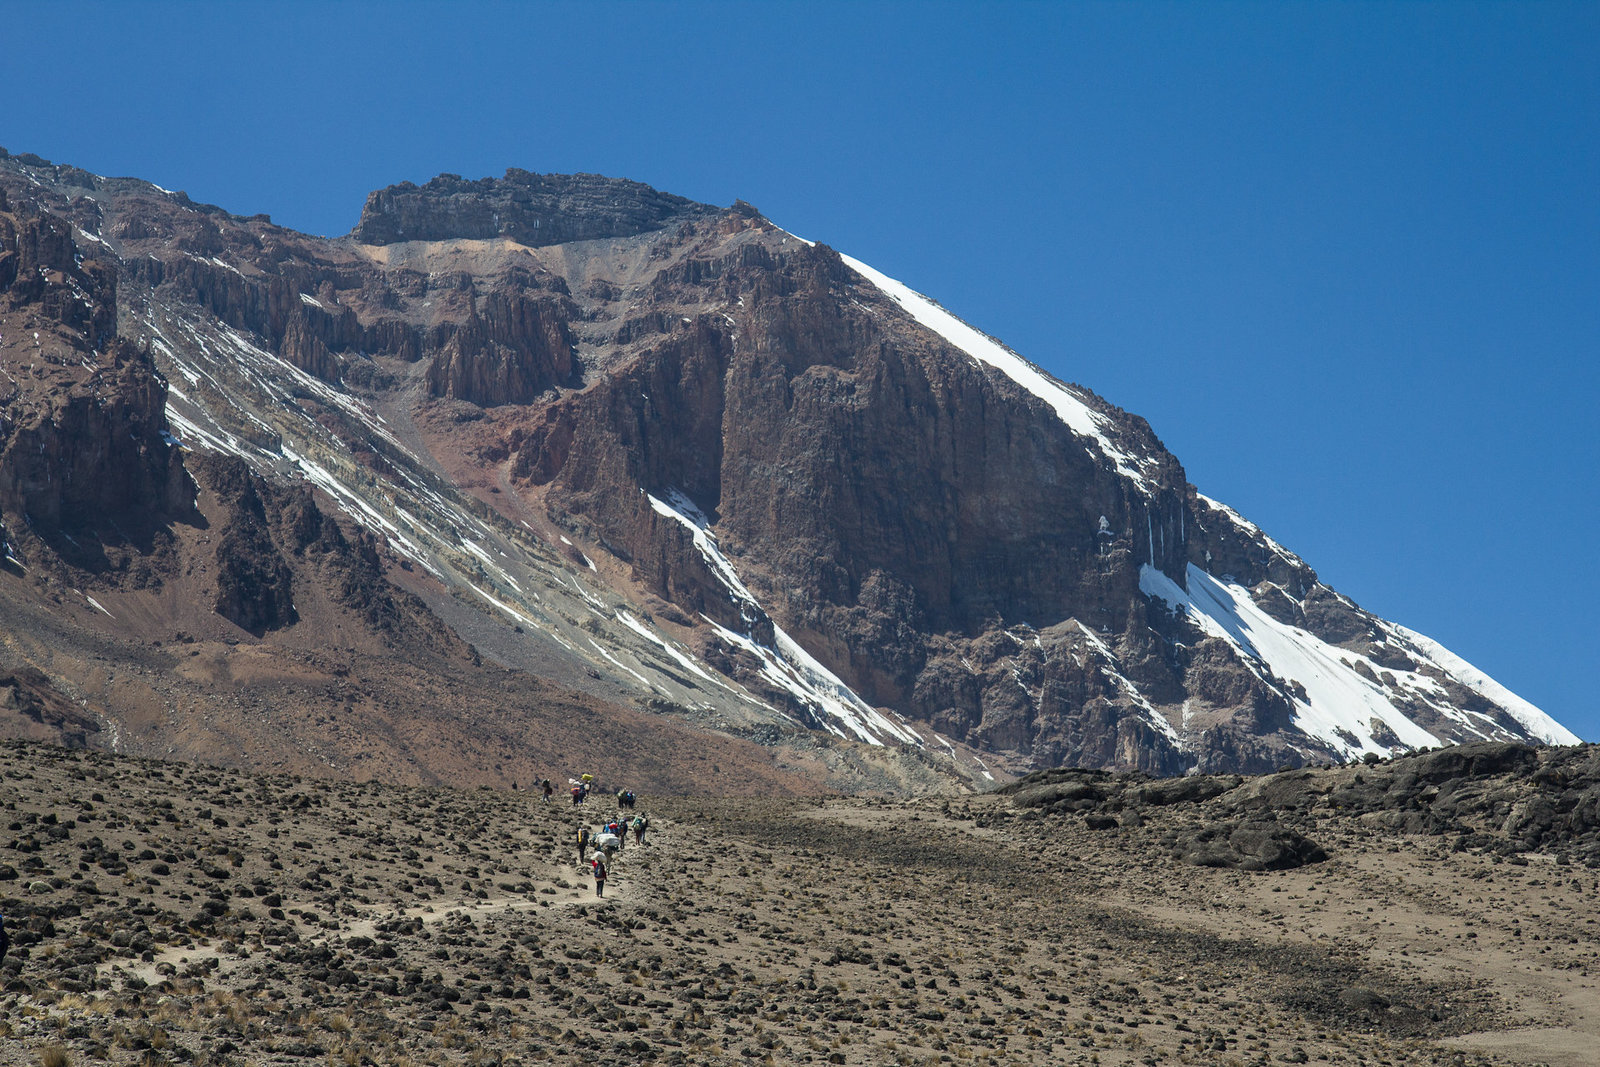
646;490;761;623
614;609;726;688
138;297;857;735
1072;623;1187;749
1143;563;1488;757
648;489;919;746
840;253;1158;492
1383;622;1580;746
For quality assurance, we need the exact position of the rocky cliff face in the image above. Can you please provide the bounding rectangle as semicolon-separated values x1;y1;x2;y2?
350;169;715;246
0;150;1577;789
0;185;191;549
1;344;192;538
423;285;578;406
502;230;1198;766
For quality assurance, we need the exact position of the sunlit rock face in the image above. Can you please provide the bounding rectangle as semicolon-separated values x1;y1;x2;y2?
0;150;1576;785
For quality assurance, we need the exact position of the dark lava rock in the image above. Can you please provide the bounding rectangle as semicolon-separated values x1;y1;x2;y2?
1409;741;1539;784
1016;742;1600;868
1338;986;1390;1012
204;457;297;633
1138;776;1235;806
1298;585;1370;645
1163;817;1327;871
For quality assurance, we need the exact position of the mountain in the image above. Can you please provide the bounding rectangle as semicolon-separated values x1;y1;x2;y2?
0;148;1579;790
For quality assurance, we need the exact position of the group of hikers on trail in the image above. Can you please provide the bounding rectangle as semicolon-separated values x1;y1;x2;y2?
568;772;597;805
524;772;638;813
572;799;650;897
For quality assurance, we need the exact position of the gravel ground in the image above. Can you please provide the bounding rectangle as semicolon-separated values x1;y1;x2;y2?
0;740;1596;1066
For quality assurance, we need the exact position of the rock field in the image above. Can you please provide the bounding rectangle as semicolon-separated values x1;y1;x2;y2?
0;740;1596;1066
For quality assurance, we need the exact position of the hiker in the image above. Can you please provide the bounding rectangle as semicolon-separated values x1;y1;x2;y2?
632;814;649;845
574;825;591;865
591;852;608;897
570;784;583;806
542;779;554;802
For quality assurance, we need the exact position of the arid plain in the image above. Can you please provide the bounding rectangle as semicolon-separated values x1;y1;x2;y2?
0;740;1596;1067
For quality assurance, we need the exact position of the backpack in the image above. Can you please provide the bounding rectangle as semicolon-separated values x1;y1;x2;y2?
577;828;590;847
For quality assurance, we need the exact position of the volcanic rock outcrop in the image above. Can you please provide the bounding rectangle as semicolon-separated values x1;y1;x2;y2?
0;185;192;557
1008;740;1600;869
350;169;716;246
423;285;578;405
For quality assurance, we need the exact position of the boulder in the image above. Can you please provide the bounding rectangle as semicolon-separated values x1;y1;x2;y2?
1163;816;1327;871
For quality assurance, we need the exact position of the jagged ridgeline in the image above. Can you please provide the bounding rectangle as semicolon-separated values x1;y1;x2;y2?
0;147;1580;789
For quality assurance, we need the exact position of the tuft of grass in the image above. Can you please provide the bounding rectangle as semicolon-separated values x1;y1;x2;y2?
39;1047;72;1067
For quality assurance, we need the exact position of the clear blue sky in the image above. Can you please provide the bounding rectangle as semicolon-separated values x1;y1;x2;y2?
10;2;1597;740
